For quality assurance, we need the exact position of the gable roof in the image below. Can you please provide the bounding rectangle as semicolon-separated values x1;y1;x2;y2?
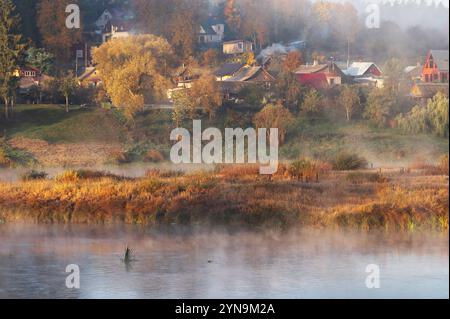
224;66;275;82
294;64;328;74
214;63;245;77
200;17;224;36
223;40;253;45
429;50;449;72
344;62;381;77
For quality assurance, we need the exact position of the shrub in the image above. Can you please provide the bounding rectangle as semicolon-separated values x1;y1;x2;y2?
55;170;80;183
21;170;48;181
145;169;184;178
289;158;316;181
0;147;11;167
144;150;165;163
439;154;449;176
56;170;123;182
111;150;131;164
333;153;368;171
346;172;387;184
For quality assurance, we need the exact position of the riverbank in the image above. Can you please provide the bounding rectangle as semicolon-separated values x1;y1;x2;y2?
0;167;448;231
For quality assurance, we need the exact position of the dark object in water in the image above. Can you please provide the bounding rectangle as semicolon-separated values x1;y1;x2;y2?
122;246;136;263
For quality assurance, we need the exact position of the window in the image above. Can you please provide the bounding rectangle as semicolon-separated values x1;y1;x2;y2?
429;57;434;69
238;42;243;50
434;73;438;81
441;73;448;83
425;74;429;82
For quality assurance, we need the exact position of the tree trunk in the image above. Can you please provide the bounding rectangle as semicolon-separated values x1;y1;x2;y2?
4;97;9;120
65;96;69;113
346;108;351;122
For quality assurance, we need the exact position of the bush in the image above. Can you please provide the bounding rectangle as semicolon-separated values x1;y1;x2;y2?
0;147;11;167
439;154;449;176
145;169;184;178
56;170;123;182
346;172;387;184
333;153;368;171
144;150;165;163
55;170;80;183
21;170;48;181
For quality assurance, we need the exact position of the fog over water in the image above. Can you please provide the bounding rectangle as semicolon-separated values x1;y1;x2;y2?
0;225;448;299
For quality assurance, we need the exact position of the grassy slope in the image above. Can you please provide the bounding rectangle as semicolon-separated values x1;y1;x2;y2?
2;105;126;144
282;118;449;166
0;104;448;167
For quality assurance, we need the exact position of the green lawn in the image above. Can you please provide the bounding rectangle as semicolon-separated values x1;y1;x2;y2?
1;104;448;166
1;104;126;144
282;117;448;165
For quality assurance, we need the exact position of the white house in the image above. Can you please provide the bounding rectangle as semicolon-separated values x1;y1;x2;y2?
198;18;225;44
223;40;253;55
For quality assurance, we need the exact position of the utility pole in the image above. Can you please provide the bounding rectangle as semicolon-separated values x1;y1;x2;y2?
347;38;350;69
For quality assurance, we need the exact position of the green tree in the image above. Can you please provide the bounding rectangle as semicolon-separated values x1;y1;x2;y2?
172;89;191;126
338;85;360;122
0;0;25;120
301;89;323;116
253;102;294;145
59;74;78;112
364;88;397;127
397;92;449;137
25;47;54;74
383;58;404;94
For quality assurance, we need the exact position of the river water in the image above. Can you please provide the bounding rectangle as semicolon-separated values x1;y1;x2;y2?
0;224;448;299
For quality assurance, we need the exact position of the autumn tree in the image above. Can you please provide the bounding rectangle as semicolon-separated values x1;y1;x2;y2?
189;73;223;119
93;35;175;118
133;0;206;59
253;102;294;145
283;51;303;73
224;0;241;36
276;72;303;110
338;85;360;122
37;0;83;64
0;0;25;120
202;49;220;67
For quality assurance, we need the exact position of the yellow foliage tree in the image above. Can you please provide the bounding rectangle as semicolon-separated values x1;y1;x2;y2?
93;35;175;118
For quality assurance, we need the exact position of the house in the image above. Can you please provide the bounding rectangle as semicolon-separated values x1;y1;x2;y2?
220;66;276;98
167;65;201;100
198;18;225;44
411;83;449;101
13;66;53;103
223;40;253;55
214;63;246;81
294;61;345;89
343;62;383;88
95;8;134;32
422;50;449;83
77;67;102;88
404;63;422;83
102;19;134;43
14;66;41;78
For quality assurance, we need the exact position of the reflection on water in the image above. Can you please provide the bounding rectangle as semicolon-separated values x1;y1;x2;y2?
0;224;448;299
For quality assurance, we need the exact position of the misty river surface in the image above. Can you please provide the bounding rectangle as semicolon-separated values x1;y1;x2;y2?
0;225;448;299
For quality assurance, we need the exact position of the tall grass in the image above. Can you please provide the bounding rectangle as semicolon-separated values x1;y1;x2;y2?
0;167;447;231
